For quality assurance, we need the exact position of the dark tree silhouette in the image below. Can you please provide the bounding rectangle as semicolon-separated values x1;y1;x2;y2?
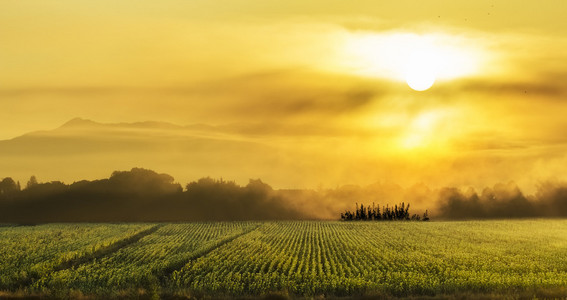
340;202;429;222
0;177;20;199
26;175;38;190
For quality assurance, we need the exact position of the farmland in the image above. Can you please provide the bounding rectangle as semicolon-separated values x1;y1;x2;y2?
1;220;567;299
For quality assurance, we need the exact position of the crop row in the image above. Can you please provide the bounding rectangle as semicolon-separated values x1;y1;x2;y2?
31;222;258;295
0;223;152;290
2;220;567;298
170;220;567;297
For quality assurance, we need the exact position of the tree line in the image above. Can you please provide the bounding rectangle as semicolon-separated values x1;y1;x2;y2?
341;202;429;221
0;168;305;223
6;168;567;223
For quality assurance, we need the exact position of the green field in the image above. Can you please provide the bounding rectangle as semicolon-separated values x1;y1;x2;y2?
1;220;567;299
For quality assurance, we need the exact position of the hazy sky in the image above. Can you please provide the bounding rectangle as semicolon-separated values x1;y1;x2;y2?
1;1;567;190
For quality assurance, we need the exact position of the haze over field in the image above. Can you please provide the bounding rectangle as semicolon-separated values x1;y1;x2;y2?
4;5;567;300
2;1;567;207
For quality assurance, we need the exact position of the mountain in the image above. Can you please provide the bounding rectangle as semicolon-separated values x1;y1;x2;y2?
0;118;281;186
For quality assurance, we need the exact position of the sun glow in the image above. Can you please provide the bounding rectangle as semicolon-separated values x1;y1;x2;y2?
342;32;485;86
401;111;443;150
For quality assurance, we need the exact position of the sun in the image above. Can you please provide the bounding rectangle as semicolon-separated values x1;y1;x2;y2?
403;48;438;91
341;32;485;89
405;66;436;91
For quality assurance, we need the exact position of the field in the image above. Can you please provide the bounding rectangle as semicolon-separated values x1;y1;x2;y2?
1;220;567;299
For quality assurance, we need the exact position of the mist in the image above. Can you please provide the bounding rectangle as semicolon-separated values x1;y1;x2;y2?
3;168;567;223
436;181;567;219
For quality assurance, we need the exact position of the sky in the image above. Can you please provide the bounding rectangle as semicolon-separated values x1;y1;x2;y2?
1;1;567;191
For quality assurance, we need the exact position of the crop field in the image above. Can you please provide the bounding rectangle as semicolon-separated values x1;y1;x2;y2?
1;220;567;299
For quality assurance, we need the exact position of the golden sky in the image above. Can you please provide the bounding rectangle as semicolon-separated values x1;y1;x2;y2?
1;1;567;191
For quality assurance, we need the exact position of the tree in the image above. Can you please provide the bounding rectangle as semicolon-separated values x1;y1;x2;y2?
340;202;429;222
0;177;20;198
26;175;38;189
422;210;430;221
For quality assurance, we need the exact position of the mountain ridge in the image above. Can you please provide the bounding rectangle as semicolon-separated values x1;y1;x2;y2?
0;117;283;188
3;118;230;141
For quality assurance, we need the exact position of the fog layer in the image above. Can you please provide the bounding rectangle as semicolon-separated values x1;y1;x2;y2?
2;168;567;223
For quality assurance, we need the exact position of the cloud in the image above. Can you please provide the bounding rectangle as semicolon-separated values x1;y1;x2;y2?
449;79;565;97
188;69;385;120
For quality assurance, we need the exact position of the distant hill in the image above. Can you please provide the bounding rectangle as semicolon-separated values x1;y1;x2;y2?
0;118;279;185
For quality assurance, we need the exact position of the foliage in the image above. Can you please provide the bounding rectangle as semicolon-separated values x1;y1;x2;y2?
0;170;304;222
170;220;567;297
33;223;258;296
1;221;567;298
0;224;151;290
340;202;429;221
